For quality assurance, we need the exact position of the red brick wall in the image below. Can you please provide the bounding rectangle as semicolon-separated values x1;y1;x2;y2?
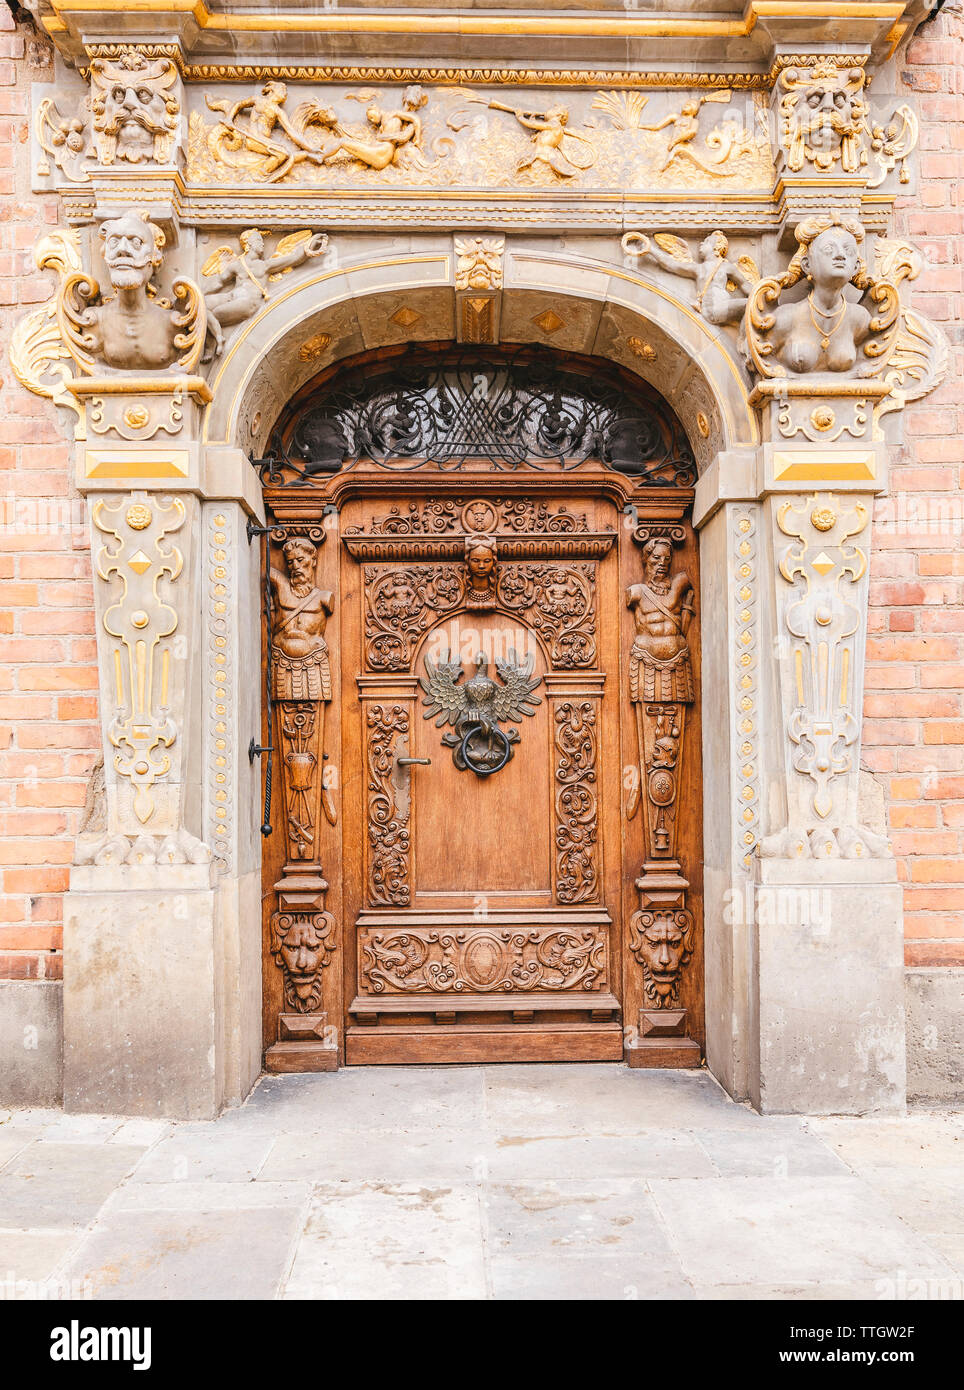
0;6;962;982
865;3;964;970
0;7;99;982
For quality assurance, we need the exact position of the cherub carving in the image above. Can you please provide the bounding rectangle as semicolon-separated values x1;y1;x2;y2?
89;48;179;166
639;91;732;174
622;229;759;326
201;228;328;359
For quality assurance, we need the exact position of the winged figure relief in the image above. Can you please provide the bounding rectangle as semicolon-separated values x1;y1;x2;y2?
420;647;542;776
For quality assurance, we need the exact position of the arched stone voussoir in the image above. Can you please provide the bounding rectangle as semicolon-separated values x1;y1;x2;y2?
203;246;755;469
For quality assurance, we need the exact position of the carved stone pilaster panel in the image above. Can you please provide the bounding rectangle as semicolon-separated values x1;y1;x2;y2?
90;490;198;835
763;490;890;860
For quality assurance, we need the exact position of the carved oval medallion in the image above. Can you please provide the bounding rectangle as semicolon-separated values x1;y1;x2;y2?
461;934;506;989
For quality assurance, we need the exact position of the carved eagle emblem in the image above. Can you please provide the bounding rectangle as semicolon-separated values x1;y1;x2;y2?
420;648;542;775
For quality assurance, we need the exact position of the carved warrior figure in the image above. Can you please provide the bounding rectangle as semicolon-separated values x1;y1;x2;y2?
201;228;328;359
778;61;869;175
89;49;180;166
270;537;333;702
628;539;695;706
622;229;759;327
744;215;896;378
66;214;204;373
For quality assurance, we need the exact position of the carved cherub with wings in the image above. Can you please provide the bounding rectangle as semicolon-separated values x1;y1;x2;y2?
420;647;542;775
621;229;760;327
201;227;327;359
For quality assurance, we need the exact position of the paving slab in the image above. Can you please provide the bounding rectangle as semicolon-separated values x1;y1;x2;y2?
129;1128;276;1184
103;1181;309;1213
488;1252;694;1301
855;1165;964;1236
237;1066;487;1134
62;1207;304;1300
0;1143;146;1228
648;1175;956;1287
0;1229;87;1286
809;1114;964;1170
481;1063;782;1135
261;1128;484;1184
283;1182;486;1300
482;1178;679;1259
0;1127;44;1172
692;1126;852;1178
481;1130;714;1181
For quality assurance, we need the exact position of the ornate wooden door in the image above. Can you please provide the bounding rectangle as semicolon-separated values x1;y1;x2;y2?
340;493;624;1063
259;346;704;1071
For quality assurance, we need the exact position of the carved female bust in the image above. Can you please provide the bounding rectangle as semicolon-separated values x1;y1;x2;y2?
764;217;872;374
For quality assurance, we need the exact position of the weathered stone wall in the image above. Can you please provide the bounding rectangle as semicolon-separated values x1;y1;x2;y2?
866;2;964;974
0;6;98;985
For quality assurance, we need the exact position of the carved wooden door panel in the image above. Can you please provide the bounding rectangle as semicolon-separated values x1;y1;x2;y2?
340;494;625;1064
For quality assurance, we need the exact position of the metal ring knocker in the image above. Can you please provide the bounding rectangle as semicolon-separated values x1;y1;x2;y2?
457;723;512;778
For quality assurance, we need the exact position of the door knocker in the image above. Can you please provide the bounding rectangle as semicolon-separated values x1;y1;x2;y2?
419;647;542;777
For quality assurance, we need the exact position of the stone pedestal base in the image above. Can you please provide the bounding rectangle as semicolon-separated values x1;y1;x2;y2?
751;858;907;1115
625;1006;701;1067
64;865;222;1120
265;1012;338;1073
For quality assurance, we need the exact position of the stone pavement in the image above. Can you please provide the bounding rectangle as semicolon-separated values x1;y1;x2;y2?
0;1065;961;1301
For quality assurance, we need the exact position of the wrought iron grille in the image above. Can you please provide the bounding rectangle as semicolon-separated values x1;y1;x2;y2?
260;347;697;488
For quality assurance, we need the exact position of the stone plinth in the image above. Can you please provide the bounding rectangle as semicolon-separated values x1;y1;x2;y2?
751;858;906;1115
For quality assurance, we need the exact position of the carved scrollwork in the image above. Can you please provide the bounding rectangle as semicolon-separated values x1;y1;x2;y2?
498;562;596;667
367;704;411;906
554;701;598;904
361;926;607;994
364;564;463;670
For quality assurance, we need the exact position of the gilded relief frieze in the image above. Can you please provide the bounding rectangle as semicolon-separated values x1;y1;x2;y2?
185;82;775;191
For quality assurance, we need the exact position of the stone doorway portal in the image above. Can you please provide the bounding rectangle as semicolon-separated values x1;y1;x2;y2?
257;346;704;1070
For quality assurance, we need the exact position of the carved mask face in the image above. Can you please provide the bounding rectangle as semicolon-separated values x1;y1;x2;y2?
639;917;687;998
279;922;322;995
100;77;171;160
101;217;157;289
467;548;495;579
803;228;859;289
804;83;853;149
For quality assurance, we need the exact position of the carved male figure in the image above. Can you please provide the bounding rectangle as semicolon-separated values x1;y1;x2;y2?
89;50;179;165
780;63;868;174
270;537;334;701
321;86;429;171
81;215;184;371
627;538;695;704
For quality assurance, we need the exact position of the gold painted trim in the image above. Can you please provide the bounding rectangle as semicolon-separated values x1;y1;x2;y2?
182;67;769;90
772;451;877;482
85;447;191;479
47;0;907;38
